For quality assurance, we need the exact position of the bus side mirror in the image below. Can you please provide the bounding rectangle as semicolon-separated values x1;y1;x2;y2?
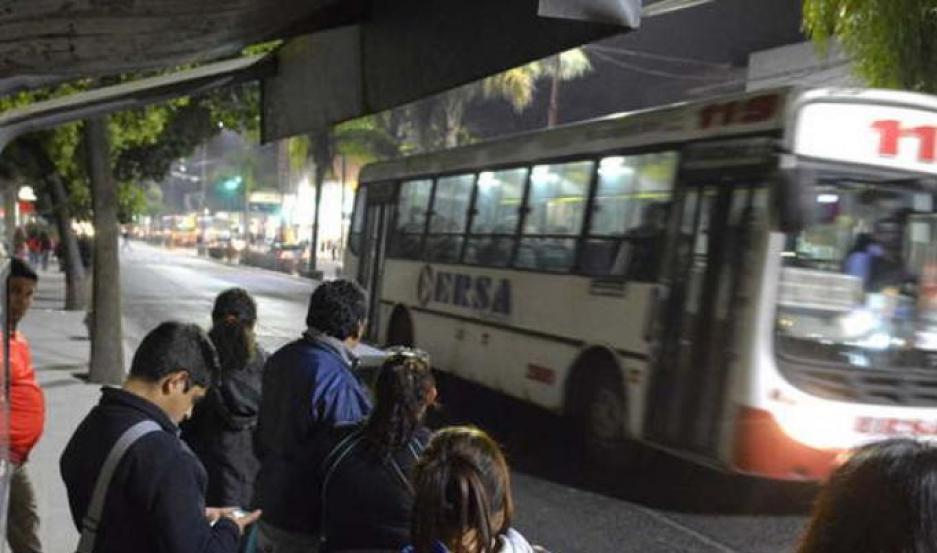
776;166;816;234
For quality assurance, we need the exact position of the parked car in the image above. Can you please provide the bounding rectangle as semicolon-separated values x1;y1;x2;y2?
207;238;243;263
269;242;305;274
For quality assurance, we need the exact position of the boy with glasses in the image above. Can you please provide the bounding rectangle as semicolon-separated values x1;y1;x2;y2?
60;322;259;553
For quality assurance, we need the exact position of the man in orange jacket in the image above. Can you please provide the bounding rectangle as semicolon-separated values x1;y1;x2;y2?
6;258;44;553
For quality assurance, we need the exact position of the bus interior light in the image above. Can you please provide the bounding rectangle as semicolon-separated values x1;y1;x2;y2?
478;172;499;192
773;403;855;450
531;165;559;185
598;157;636;179
817;193;839;204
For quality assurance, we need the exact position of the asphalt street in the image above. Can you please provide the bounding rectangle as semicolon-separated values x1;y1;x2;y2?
119;242;811;553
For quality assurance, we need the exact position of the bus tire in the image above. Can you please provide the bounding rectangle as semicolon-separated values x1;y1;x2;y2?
570;358;647;471
385;307;414;347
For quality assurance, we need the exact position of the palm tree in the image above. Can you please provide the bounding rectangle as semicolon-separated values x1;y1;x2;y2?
289;116;402;274
409;47;593;149
541;49;592;127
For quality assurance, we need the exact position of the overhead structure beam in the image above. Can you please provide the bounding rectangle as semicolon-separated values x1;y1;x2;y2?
0;54;273;151
0;1;324;85
261;0;641;142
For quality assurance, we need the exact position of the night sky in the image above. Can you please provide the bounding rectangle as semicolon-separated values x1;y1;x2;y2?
468;0;805;138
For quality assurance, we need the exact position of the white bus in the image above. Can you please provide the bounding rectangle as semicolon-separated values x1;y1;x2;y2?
345;87;937;480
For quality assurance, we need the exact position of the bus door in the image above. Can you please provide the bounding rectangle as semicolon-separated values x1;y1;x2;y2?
645;140;769;456
356;182;396;342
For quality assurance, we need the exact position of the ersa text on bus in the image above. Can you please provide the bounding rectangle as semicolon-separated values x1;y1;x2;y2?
416;265;512;315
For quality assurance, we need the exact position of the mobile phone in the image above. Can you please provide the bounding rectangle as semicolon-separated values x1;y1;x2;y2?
229;508;248;519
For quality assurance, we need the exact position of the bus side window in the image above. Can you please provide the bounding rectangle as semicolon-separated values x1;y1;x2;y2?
389;179;433;260
348;185;368;256
515;160;593;272
464;168;528;267
426;174;474;264
582;152;677;279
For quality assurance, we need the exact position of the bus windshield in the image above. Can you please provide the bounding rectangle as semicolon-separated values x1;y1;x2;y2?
776;167;937;384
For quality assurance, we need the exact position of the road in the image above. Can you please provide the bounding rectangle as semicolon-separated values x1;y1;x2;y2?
119;242;811;553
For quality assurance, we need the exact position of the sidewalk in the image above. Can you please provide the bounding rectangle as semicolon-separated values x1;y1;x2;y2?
22;267;99;552
19;254;370;552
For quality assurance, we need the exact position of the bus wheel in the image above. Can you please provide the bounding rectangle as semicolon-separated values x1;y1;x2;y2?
386;308;414;347
581;368;647;471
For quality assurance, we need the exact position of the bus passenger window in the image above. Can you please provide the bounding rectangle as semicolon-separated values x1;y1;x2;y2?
389;179;433;259
427;174;474;263
464;168;527;267
515;161;592;272
583;152;677;279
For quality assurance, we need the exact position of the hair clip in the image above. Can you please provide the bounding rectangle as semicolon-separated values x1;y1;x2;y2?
385;346;431;365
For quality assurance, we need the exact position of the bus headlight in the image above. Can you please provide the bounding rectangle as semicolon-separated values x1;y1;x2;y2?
773;404;853;450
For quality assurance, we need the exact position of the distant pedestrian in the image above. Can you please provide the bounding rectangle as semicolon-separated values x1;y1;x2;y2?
318;347;437;552
798;439;937;553
404;426;542;553
122;229;132;251
5;258;44;553
38;232;52;271
254;279;372;553
60;322;260;553
26;235;40;268
181;288;268;508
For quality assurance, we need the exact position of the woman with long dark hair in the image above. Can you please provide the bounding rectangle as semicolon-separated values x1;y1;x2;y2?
318;348;437;552
405;426;539;553
798;439;937;553
181;287;268;508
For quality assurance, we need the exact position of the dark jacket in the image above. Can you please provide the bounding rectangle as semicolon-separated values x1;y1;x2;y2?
253;332;372;535
181;347;268;507
320;424;430;552
60;388;240;553
401;528;538;553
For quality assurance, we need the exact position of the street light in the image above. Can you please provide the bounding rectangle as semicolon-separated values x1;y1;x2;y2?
219;176;247;239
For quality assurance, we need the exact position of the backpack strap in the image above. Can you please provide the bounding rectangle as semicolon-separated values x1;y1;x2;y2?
388;434;427;495
76;420;162;553
319;429;365;545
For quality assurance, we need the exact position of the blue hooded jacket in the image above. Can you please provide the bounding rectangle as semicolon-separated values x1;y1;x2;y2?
254;330;372;534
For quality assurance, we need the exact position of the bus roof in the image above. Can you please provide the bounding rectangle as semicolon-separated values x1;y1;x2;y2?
359;86;937;183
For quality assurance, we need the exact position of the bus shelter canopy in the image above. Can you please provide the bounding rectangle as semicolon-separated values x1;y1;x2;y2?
0;0;641;96
261;0;641;142
0;0;650;149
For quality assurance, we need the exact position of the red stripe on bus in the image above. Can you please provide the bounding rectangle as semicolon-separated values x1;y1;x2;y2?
525;364;556;385
732;406;843;481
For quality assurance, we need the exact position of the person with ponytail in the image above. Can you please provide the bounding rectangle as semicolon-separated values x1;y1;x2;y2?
181;288;268;508
317;348;437;552
404;426;541;553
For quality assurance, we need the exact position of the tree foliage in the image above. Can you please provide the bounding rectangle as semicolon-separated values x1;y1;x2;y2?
286;115;403;180
803;0;937;91
401;47;594;150
1;82;261;222
0;40;278;223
